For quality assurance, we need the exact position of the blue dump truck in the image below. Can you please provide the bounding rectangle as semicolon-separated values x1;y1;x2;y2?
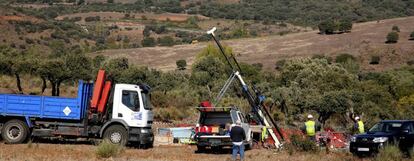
0;70;154;147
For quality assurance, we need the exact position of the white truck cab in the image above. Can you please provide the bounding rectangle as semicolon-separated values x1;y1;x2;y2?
112;84;153;128
100;83;154;146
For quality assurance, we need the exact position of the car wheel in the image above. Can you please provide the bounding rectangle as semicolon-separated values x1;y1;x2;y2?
245;140;253;150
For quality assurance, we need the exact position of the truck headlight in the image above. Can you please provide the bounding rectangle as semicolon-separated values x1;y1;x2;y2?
373;137;388;143
351;136;357;142
141;129;150;134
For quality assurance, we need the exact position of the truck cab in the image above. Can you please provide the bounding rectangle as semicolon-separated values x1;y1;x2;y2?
193;107;252;151
0;70;154;147
101;84;154;146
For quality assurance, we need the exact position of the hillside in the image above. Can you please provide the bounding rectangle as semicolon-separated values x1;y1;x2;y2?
94;16;414;72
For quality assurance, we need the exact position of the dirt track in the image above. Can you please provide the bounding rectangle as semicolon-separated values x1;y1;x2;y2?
0;143;358;161
93;16;414;72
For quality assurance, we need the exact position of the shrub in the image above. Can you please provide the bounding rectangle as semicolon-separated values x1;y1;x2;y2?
318;19;336;34
176;59;187;70
410;31;414;40
287;134;318;152
141;37;156;47
407;60;414;66
275;59;286;70
154;25;166;34
335;53;355;63
339;19;353;33
312;54;332;63
70;17;82;22
386;32;399;43
374;145;404;161
158;36;175;46
95;140;124;158
392;25;400;32
85;16;101;22
370;56;380;65
25;38;34;44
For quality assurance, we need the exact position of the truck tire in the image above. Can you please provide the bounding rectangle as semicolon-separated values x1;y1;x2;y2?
103;125;127;146
1;119;29;144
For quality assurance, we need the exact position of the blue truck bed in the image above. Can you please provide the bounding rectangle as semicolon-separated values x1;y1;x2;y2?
0;81;93;120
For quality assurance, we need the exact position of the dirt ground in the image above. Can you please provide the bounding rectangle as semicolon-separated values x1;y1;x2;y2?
0;142;361;161
93;16;414;72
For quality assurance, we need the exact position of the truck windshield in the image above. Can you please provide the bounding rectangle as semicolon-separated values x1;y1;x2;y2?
142;92;152;110
369;122;403;133
200;112;232;125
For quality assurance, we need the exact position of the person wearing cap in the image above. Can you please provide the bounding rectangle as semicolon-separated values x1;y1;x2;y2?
354;116;365;134
302;114;319;141
230;120;246;161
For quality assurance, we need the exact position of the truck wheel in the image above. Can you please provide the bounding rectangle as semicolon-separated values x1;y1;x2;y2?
103;125;127;146
1;119;29;144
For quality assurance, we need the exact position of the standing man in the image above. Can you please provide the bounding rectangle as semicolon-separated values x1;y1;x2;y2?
302;114;318;141
354;116;365;134
230;120;246;161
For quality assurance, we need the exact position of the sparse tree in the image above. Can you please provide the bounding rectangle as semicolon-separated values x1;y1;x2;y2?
37;52;92;96
0;46;33;93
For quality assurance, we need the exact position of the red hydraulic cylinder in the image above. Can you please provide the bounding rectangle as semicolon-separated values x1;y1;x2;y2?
91;70;105;110
97;81;111;113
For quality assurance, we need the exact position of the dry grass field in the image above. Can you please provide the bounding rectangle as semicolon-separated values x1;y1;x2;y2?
0;143;361;161
94;16;414;72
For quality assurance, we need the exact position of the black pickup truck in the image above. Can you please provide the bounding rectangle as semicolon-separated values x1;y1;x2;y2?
350;120;414;156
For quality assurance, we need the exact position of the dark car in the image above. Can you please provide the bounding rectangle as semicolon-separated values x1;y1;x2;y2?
350;120;414;156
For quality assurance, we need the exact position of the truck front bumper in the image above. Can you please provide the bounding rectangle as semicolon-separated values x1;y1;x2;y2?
128;127;154;145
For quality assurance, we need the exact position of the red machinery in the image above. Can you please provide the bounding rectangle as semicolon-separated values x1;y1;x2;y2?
90;70;112;116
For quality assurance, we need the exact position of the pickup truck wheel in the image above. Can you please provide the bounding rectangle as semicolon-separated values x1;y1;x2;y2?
197;145;206;152
245;140;253;150
1;119;29;144
103;125;127;146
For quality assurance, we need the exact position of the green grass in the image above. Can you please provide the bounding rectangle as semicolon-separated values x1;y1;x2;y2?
95;140;124;158
375;145;405;161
